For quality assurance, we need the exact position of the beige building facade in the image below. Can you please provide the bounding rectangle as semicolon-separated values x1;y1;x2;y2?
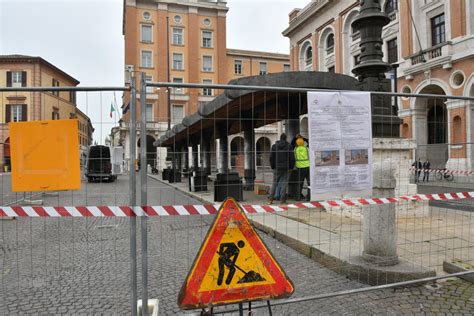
0;55;93;171
283;0;474;170
118;0;290;170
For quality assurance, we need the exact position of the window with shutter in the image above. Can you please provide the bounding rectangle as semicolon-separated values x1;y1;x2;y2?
51;79;60;96
6;72;12;87
69;91;76;103
5;105;11;123
21;104;27;121
21;71;27;87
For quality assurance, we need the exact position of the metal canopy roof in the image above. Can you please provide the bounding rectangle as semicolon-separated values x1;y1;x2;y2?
154;72;358;147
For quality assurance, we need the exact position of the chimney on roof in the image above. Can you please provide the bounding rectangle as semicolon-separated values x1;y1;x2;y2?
289;9;301;22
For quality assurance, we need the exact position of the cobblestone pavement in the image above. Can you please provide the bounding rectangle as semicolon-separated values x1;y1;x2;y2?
1;175;473;315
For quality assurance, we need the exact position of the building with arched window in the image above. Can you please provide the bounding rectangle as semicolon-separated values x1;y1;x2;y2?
284;0;474;170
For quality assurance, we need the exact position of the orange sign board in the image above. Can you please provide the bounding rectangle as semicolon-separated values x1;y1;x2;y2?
178;198;294;310
10;119;81;192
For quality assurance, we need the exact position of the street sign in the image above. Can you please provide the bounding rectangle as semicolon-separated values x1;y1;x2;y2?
178;198;294;310
9;119;81;192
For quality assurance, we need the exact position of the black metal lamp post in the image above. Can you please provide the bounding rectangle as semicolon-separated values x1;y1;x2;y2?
352;0;402;137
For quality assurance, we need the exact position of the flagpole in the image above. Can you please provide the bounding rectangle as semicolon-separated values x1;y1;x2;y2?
114;93;118;127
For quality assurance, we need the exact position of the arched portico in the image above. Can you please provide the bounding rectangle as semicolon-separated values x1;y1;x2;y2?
412;84;448;168
230;136;244;175
256;137;271;168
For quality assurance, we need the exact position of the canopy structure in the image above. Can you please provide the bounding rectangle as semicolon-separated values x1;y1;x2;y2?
154;72;359;147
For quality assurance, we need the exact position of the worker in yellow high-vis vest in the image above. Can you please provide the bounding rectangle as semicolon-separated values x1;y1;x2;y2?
294;137;310;201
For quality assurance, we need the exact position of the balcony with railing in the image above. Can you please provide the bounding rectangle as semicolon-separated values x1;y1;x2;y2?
132;121;169;131
410;42;449;66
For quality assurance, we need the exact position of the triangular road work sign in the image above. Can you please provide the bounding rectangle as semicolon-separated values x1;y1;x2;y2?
178;198;294;310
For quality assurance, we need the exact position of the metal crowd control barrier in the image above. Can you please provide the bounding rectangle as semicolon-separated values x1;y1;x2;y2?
0;83;148;315
2;76;474;314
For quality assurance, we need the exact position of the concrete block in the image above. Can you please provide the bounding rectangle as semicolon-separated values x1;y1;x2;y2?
443;260;474;283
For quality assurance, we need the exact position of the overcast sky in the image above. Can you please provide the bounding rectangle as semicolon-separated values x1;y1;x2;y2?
0;0;308;143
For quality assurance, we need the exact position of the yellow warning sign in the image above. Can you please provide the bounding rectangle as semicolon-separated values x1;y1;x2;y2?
198;223;276;292
178;198;294;310
9;119;81;192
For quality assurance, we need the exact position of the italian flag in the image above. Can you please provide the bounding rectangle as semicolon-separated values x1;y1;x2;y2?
109;102;115;118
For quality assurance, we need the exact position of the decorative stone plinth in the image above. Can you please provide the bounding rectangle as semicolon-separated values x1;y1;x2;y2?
325;138;426;219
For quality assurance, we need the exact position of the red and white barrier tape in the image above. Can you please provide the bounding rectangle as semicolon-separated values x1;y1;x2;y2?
1;191;473;217
409;167;474;175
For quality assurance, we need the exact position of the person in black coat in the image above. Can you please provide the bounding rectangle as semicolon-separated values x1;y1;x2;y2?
412;158;422;183
268;133;295;204
422;160;431;182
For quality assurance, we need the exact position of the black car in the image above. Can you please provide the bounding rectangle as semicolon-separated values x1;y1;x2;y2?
85;145;116;182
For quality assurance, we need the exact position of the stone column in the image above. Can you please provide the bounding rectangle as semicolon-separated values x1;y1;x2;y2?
243;120;256;190
201;131;212;175
170;144;177;170
363;142;398;265
183;145;189;172
176;143;183;171
351;0;402;266
192;142;199;171
217;125;229;173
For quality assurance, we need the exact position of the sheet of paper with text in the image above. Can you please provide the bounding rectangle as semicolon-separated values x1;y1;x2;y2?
307;91;373;201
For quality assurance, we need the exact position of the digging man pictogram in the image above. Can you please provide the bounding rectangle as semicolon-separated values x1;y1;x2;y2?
217;240;265;286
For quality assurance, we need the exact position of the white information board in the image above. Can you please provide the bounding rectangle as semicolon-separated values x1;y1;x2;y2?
307;92;373;200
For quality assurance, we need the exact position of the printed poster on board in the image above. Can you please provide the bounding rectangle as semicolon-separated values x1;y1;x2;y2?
307;92;373;200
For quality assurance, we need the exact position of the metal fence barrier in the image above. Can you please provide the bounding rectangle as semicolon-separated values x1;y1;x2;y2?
1;77;474;314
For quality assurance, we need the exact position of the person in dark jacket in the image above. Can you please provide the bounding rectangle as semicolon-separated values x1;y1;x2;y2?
422;160;431;182
268;134;295;204
412;158;422;183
